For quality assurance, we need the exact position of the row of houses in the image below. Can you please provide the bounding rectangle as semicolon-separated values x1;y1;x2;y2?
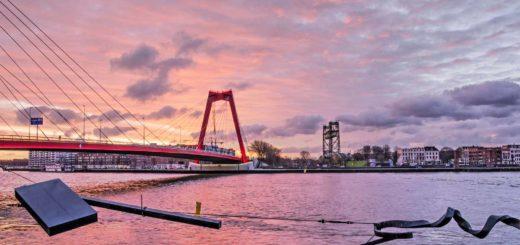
28;151;188;171
456;145;520;166
26;144;236;171
397;145;520;166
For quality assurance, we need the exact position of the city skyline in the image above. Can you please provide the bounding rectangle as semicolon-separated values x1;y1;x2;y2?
1;0;520;158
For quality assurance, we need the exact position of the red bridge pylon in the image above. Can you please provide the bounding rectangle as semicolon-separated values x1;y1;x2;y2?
197;90;249;163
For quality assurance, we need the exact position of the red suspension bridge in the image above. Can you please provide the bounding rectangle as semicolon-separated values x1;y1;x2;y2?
0;90;249;164
0;1;249;164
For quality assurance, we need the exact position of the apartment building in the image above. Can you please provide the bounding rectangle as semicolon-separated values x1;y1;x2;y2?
483;147;501;166
398;146;440;165
501;145;520;165
28;151;77;168
454;146;484;166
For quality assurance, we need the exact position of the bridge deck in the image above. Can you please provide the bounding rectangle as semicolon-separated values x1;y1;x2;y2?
0;137;242;163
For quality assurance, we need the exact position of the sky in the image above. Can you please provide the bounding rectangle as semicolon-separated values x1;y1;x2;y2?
0;0;520;158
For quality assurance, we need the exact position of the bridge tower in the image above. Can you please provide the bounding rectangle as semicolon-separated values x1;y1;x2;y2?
322;121;340;165
197;90;249;163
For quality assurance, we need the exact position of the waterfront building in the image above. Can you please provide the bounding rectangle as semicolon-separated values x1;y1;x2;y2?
483;147;501;166
454;146;485;166
398;146;439;166
424;146;440;165
29;150;188;170
455;146;511;167
28;151;77;168
501;145;520;165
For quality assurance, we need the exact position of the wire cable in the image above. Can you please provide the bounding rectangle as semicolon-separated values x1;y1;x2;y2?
0;14;131;143
0;74;51;139
5;0;164;143
0;23;113;142
0;113;20;136
0;47;82;138
0;1;156;144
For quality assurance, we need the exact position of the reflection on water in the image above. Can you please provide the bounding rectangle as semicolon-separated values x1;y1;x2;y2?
2;172;520;244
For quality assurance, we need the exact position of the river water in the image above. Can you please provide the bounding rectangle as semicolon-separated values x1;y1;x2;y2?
1;172;520;244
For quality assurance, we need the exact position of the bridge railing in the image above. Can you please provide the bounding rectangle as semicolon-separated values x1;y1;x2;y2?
0;134;238;157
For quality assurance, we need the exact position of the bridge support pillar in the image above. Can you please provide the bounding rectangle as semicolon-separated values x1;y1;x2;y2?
197;90;248;163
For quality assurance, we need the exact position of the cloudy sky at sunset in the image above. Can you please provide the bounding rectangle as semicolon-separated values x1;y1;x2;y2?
1;0;520;157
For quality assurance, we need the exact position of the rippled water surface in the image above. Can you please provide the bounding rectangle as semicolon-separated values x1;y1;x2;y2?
2;172;520;244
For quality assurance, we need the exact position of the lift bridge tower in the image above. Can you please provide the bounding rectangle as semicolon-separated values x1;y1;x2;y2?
322;121;340;165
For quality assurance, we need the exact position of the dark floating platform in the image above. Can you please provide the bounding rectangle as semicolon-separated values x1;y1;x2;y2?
82;197;222;229
15;179;221;237
14;179;98;236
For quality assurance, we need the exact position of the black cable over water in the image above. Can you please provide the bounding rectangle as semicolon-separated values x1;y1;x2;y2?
3;168;35;184
191;212;374;225
363;207;520;245
182;208;520;245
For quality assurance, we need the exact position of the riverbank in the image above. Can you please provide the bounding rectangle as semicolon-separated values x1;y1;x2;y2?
5;166;520;174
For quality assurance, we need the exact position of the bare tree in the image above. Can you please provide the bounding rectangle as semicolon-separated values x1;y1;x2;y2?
362;145;371;160
300;150;310;169
300;151;310;160
249;140;281;166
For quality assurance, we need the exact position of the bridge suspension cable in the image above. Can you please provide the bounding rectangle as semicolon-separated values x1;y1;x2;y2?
154;97;208;143
0;72;68;139
155;108;201;139
0;113;19;136
0;1;248;150
0;74;56;139
1;0;165;144
0;46;83;138
0;28;115;142
0;12;129;143
0;1;156;143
